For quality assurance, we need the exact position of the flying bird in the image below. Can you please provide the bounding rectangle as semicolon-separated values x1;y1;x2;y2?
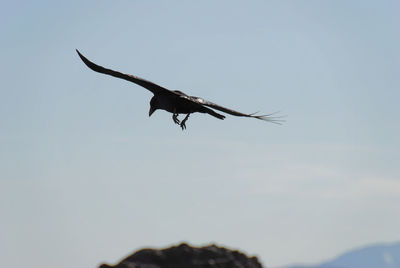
76;49;283;130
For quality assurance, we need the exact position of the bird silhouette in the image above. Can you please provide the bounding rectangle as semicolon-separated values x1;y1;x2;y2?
76;50;283;130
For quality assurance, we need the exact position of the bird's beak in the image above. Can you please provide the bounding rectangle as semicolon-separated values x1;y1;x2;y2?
149;107;155;117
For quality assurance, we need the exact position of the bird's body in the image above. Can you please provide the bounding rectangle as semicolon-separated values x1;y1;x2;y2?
153;91;198;115
153;90;225;118
76;50;283;129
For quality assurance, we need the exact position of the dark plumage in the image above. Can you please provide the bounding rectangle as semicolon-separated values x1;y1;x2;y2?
76;50;283;130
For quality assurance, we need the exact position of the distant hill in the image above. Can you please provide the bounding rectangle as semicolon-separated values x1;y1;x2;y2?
285;242;400;268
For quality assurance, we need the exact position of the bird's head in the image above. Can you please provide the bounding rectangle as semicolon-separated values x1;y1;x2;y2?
149;96;159;117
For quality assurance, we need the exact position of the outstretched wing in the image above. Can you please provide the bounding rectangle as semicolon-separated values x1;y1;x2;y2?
76;49;170;95
186;96;284;124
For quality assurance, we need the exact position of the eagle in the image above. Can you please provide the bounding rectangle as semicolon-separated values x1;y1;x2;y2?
76;50;283;130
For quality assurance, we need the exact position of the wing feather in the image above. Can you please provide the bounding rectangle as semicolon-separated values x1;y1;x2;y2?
76;49;169;94
188;96;284;124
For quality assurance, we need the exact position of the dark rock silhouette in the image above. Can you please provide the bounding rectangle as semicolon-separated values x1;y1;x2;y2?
99;243;263;268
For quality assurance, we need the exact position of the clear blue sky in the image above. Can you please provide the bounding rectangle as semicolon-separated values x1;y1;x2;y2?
1;1;399;267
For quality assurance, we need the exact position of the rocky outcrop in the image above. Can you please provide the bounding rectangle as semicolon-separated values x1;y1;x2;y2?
99;243;263;268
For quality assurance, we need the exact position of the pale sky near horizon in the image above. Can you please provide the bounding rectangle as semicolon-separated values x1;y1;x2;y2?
1;1;400;267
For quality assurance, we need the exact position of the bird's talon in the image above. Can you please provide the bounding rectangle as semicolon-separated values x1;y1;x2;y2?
172;113;180;125
179;114;190;130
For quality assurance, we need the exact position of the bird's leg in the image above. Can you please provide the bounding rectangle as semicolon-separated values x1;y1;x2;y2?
180;113;190;130
172;112;180;125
